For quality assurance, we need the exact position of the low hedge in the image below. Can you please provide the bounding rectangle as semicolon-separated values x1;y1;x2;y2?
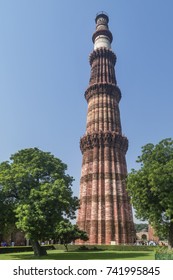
155;248;173;260
155;253;173;260
0;244;157;254
0;245;55;254
53;244;157;252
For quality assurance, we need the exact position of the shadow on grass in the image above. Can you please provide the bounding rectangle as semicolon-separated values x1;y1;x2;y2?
0;250;155;260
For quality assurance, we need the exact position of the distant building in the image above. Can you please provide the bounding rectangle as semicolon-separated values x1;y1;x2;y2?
148;225;159;243
136;229;148;241
0;228;26;246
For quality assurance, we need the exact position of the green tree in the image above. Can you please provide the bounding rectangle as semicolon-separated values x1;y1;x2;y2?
0;186;16;238
55;220;88;251
134;223;148;233
127;138;173;248
0;148;79;256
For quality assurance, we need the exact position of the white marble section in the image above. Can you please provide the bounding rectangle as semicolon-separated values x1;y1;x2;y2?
94;35;111;50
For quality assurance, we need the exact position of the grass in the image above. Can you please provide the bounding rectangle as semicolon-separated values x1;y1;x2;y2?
0;250;155;260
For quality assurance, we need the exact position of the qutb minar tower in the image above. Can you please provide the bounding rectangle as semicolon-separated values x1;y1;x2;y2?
77;12;135;244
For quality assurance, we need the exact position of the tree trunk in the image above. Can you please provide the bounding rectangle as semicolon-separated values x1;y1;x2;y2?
168;220;173;249
64;243;68;252
31;240;47;256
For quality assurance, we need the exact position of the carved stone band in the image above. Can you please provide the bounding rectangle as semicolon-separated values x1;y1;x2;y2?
85;83;121;103
80;131;128;154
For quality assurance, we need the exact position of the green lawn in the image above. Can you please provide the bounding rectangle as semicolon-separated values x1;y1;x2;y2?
0;250;155;260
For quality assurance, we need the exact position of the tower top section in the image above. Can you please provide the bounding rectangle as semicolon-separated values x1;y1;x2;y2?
95;11;109;24
92;12;113;50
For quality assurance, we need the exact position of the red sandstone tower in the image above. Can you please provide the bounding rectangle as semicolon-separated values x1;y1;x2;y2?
77;12;135;244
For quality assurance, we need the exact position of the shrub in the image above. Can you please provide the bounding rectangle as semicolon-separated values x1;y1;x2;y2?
77;246;104;251
78;245;89;251
53;244;156;252
155;247;173;260
0;245;55;254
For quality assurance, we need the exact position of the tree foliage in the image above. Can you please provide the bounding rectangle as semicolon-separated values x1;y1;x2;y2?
0;188;16;236
0;148;79;255
127;138;173;248
134;223;148;233
55;220;88;251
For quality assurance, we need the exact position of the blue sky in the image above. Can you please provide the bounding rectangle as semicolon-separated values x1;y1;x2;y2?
0;0;173;222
